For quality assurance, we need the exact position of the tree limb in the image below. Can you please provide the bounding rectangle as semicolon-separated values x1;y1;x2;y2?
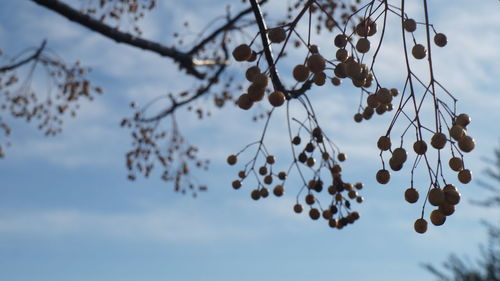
30;0;206;79
0;40;47;73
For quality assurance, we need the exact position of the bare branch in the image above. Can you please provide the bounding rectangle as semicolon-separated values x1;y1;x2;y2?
0;40;47;72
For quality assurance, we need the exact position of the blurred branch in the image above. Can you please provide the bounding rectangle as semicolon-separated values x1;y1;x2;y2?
0;40;46;72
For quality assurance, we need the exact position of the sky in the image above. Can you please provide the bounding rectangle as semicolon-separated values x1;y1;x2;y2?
0;1;499;281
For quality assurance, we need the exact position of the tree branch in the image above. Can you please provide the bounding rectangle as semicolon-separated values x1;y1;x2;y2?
30;0;206;79
0;40;47;73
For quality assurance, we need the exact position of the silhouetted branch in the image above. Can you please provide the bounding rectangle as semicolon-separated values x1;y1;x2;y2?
0;40;47;72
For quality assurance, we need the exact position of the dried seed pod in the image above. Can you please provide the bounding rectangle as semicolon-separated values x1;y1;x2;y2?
392;147;408;164
430;210;446;226
412;44;427;59
455;113;471;127
232;44;252;61
414;218;428;234
273;185;284;196
245;66;261;82
434;33;447;47
293;64;310;82
458;169;472;184
293;203;303;213
458;136;475;153
377;136;391;151
227;154;237;165
413;140;428;155
431;132;447;150
444;188;461;205
237;94;253;110
405;188;419;203
449;125;466;141
404;18;417;32
376;169;391;184
336;49;348;62
307;54;326;73
268;91;286;107
449;157;463;172
334;34;348;48
428;188;445;206
356;38;370;53
268;27;286;43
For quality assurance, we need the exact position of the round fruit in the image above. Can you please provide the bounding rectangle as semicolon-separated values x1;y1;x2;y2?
313;72;326;86
232;180;241;189
377;136;391;151
258;166;267;175
376;169;391;184
434;33;447;47
268;27;286;43
337;153;347;162
307;54;326;73
259;187;269;198
293;64;310;82
334;34;348;48
444;188;461;205
251;189;260;200
355;182;364;190
309;208;320;220
227;154;237;165
253;73;269;88
414;218;428;234
458;169;472;184
431;132;447;150
404;18;417;32
356;38;370;53
305;194;315;205
430;210;446;226
293;203;303;213
412;44;427;59
237;94;253;110
322;210;332;220
449;157;463;171
266;155;275;165
273;185;284;196
389;157;403;171
428;188;445;206
449;125;466;141
245;66;261;82
413;140;428;155
336;49;348;62
232;44;252;61
392;148;408;164
268;91;286;107
455;113;471;127
439;203;455;216
332;77;342;86
328;218;337;228
458;136;475;153
405;188;419;203
278;171;287;180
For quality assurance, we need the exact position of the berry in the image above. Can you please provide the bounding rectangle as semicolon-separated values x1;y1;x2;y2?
458;136;475;153
356;38;370;53
377;136;391;151
232;180;242;189
392;147;408;164
273;185;284;196
237;94;253;110
245;66;261;82
449;157;463;172
268;91;286;107
334;34;348;48
336;49;348;62
449;125;466;141
458;169;472;184
413;140;428;155
434;33;447;47
337;153;347;162
405;188;419;203
251;189;260;200
293;64;310;82
431;132;447;150
293;203;303;213
266;155;275;165
414;218;428;234
307;54;326;73
232;44;252;61
428;188;445;206
259;187;269;198
430;210;446;226
404;19;417;32
268;27;286;43
455;113;471;127
412;44;427;59
376;169;391;184
309;208;320;220
227;154;237;165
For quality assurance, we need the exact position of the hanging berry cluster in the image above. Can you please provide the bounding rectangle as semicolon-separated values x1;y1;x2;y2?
227;0;474;233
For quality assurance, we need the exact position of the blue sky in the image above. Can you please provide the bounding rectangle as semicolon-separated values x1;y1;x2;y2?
0;1;499;281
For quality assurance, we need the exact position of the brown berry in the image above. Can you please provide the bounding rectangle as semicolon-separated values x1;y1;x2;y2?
293;203;303;213
430;210;446;226
377;136;391;151
404;19;417;32
449;157;463;172
412;44;427;59
232;180;242;189
273;185;284;196
227;154;237;165
414;218;428;234
458;169;472;184
307;54;326;73
309;208;320;220
413;140;428;155
293;64;310;82
434;33;447;47
334;34;348;48
428;188;445;206
356;38;370;53
232;44;252;61
268;27;286;43
237;94;253;110
268;91;286;107
458;136;475;153
376;169;391;184
405;188;419;203
431;132;447;150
